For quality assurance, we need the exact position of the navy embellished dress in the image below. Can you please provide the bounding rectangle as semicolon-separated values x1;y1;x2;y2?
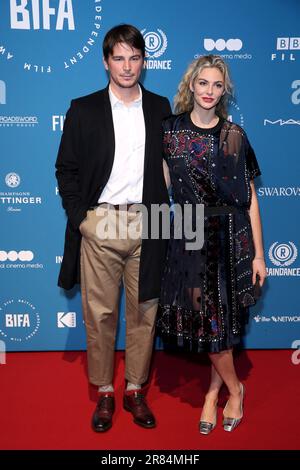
157;113;261;353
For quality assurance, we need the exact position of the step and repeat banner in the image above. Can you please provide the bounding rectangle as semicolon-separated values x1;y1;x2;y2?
0;0;299;352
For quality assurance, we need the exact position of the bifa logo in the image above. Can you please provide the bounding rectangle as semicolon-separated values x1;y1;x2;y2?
1;0;103;73
6;313;30;327
0;299;40;343
10;0;75;30
267;241;300;277
57;311;76;328
0;340;6;364
227;100;244;127
141;28;172;70
291;80;300;105
0;80;6;104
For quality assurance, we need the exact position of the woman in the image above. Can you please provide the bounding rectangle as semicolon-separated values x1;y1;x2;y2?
157;55;267;434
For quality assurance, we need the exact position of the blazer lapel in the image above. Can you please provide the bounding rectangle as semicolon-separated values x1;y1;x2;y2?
141;85;153;176
102;85;115;162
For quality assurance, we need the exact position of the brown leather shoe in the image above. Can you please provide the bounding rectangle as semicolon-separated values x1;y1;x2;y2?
92;393;115;432
123;390;156;428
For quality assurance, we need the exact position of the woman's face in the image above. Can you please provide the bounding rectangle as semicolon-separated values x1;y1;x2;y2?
190;66;225;112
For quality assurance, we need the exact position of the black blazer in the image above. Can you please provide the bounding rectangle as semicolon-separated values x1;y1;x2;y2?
55;84;171;301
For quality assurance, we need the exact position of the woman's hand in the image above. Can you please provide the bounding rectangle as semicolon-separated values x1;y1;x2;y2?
252;257;267;286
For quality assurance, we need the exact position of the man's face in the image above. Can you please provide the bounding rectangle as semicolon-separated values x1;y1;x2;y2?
104;42;144;90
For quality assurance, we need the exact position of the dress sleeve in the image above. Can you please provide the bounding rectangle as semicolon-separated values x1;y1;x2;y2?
245;134;261;179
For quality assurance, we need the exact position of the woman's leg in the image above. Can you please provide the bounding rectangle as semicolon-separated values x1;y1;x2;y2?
208;349;243;418
200;364;223;423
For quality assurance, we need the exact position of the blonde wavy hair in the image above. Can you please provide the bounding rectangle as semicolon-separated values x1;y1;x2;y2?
174;55;233;118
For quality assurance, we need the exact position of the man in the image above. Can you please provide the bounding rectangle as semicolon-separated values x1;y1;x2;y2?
55;24;171;432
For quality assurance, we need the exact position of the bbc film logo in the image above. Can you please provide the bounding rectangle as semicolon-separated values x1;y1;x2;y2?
141;28;172;70
0;0;103;73
0;299;40;343
271;37;300;62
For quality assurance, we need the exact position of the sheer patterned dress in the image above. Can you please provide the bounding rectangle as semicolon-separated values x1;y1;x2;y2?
157;113;261;353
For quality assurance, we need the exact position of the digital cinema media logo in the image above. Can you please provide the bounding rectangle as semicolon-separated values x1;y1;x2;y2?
0;0;103;73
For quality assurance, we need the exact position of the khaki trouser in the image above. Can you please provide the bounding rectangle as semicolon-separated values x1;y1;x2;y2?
80;205;158;386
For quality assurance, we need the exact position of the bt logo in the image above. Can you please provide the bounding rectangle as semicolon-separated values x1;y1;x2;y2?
10;0;75;30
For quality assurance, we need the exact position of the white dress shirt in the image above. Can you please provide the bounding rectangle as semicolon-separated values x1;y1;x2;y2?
98;85;145;204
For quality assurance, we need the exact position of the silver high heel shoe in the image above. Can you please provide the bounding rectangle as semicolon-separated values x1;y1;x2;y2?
223;383;244;432
199;403;218;435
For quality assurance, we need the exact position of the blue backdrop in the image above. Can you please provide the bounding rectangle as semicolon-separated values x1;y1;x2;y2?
1;0;300;351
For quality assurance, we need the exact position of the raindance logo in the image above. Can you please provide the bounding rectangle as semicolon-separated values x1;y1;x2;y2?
0;299;40;343
227;100;244;127
267;241;300;276
1;173;42;212
271;37;300;62
141;28;172;70
0;116;38;127
0;0;103;73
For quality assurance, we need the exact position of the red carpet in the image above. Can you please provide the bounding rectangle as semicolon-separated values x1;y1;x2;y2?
0;350;299;450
